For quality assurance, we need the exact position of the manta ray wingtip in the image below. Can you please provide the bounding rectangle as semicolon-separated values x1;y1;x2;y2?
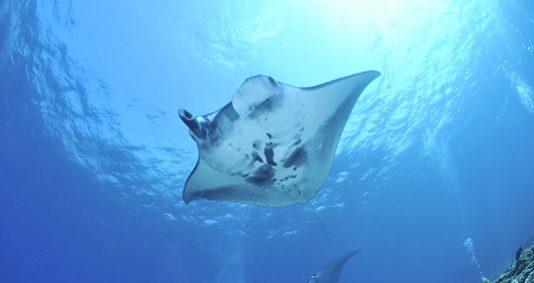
182;193;192;204
365;70;381;79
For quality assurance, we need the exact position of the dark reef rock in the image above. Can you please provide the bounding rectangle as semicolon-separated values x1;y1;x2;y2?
492;242;534;283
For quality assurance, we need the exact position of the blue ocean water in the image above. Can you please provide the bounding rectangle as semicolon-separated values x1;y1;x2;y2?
1;0;534;282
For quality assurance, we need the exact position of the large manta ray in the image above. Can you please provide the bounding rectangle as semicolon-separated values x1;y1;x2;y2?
179;71;380;207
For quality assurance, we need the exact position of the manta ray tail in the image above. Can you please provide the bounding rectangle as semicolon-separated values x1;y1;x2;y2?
306;197;330;241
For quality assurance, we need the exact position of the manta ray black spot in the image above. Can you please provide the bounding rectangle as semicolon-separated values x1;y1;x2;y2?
266;133;273;139
283;146;307;168
245;165;275;186
251;152;264;163
264;142;277;166
267;76;277;85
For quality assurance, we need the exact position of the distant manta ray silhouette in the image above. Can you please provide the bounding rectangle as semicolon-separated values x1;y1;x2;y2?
179;71;380;206
308;250;361;283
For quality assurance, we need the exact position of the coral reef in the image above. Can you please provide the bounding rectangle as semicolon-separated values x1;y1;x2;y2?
492;243;534;283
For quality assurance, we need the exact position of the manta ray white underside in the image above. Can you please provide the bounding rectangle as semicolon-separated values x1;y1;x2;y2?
179;71;380;207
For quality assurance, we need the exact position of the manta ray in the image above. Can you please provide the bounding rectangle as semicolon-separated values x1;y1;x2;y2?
308;250;361;283
179;71;380;206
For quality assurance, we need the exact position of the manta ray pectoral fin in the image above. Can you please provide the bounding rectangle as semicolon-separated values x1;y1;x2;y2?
308;250;362;283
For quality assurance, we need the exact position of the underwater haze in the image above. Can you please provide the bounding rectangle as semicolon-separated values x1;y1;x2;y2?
1;0;534;282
